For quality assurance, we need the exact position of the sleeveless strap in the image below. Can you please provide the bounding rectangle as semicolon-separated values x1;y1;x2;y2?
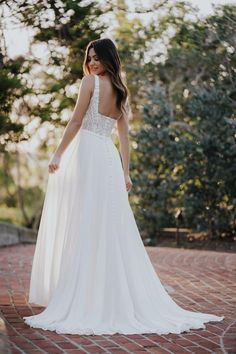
94;74;99;91
93;74;99;112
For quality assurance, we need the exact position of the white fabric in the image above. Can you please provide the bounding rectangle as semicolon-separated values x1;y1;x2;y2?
23;74;224;335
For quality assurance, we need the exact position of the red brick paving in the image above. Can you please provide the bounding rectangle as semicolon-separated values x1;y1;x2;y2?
0;244;235;354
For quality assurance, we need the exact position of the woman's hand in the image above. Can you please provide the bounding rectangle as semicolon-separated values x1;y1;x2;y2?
48;153;61;174
124;174;133;192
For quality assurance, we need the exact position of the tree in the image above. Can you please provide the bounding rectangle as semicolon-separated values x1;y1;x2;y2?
131;4;236;240
0;0;107;227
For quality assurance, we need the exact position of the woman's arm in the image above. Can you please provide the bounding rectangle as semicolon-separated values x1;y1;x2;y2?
48;75;93;173
117;114;133;192
54;75;93;157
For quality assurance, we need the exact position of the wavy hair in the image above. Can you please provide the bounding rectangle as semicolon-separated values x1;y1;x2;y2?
83;38;130;118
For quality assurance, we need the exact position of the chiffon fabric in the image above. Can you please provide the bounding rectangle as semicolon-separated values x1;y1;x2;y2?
23;74;224;335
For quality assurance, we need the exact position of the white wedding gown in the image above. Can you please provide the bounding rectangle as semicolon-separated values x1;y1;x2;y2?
23;74;224;335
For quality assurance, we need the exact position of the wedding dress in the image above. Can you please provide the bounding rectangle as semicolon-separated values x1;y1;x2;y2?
23;74;224;335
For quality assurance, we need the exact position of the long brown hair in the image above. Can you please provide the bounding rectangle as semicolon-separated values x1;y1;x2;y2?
83;38;130;118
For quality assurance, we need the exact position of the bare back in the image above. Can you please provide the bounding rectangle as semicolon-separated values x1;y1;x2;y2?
97;75;122;120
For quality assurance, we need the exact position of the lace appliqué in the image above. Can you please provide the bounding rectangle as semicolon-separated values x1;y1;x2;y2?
81;75;116;137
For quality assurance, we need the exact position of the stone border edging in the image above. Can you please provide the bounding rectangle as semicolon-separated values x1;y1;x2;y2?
0;221;37;247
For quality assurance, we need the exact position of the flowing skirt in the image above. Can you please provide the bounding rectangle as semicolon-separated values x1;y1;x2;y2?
23;128;224;335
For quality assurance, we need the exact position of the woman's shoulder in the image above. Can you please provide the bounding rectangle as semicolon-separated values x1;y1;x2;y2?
80;74;95;95
81;74;95;85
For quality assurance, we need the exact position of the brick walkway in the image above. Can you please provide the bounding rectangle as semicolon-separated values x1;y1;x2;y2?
0;245;235;354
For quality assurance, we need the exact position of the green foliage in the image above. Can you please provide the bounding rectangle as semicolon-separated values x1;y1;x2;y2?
131;85;178;238
0;58;30;149
0;204;23;225
132;84;236;239
1;0;236;240
0;0;106;227
131;4;236;239
0;151;47;229
183;88;236;237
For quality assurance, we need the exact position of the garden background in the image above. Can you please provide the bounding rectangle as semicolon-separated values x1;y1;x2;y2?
1;0;236;249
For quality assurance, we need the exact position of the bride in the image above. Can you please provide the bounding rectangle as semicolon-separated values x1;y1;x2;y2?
23;37;224;335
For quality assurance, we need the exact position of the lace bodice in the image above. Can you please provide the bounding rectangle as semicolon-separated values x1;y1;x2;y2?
81;74;117;137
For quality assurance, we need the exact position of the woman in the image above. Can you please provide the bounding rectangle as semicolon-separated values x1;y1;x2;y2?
23;38;224;335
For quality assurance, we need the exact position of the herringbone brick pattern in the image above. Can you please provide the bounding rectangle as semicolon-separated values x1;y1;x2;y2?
0;245;235;353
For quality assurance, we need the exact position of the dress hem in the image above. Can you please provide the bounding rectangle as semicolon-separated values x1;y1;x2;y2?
23;315;224;336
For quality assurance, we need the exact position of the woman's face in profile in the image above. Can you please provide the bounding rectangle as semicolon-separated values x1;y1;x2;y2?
87;47;106;75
